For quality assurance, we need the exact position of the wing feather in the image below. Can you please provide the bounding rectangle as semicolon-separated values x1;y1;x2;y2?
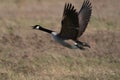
59;3;79;40
78;0;92;37
59;0;92;40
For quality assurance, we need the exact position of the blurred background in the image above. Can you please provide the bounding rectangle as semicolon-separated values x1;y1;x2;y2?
0;0;120;80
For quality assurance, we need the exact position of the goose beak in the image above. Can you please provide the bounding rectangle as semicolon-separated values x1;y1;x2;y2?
32;26;35;29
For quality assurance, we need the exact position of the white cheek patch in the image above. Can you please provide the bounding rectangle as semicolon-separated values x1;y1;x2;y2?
36;26;40;29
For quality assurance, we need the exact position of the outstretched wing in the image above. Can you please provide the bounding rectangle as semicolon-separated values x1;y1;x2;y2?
78;0;92;37
58;3;79;40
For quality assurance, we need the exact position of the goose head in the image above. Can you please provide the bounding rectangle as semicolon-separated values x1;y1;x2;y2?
32;25;53;34
32;25;43;30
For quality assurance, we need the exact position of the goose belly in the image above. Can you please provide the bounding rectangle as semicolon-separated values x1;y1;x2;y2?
52;35;77;49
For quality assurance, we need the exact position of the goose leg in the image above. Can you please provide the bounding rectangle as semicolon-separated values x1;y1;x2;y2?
74;40;90;49
75;43;85;50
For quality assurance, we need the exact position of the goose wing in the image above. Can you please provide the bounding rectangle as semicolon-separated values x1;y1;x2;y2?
58;3;79;40
78;0;92;37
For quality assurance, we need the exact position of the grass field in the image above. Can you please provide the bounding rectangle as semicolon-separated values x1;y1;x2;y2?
0;0;120;80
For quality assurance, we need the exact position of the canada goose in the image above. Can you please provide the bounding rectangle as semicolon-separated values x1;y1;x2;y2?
32;0;92;50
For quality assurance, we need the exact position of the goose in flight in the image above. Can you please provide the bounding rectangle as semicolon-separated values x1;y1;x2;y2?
32;0;92;50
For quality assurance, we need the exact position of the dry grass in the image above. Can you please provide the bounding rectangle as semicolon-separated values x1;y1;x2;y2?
0;0;120;80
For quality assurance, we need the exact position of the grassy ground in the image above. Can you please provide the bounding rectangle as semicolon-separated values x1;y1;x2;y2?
0;0;120;80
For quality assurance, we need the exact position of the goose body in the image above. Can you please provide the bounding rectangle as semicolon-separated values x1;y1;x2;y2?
32;0;92;50
33;25;78;49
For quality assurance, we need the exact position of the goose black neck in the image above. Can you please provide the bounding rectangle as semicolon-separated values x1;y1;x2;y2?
40;27;53;34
